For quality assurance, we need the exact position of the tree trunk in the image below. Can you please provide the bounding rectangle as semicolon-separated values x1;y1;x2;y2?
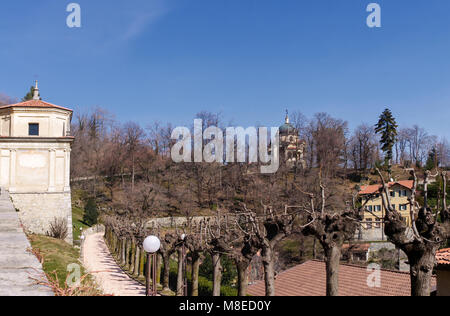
131;159;135;194
236;260;249;297
124;239;131;269
121;238;126;265
262;245;275;296
191;253;201;296
156;254;162;285
162;253;171;291
129;241;136;273
176;248;184;296
313;238;317;259
212;253;222;296
409;250;435;296
139;247;145;278
115;236;121;260
133;245;140;277
324;245;341;296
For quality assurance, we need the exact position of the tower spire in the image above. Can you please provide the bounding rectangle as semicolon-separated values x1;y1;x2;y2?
33;80;40;100
285;109;289;124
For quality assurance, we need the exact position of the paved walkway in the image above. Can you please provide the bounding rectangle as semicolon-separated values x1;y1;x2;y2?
0;190;53;296
82;232;145;296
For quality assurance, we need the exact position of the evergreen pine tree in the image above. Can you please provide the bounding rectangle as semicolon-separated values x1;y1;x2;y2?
425;147;438;170
22;86;41;101
375;108;398;178
83;198;98;226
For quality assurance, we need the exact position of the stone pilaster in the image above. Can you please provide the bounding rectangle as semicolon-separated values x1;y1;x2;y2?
48;149;56;192
9;149;16;193
64;148;71;192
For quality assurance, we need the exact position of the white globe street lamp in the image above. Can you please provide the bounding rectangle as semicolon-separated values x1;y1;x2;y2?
180;233;187;296
143;235;161;296
143;236;161;253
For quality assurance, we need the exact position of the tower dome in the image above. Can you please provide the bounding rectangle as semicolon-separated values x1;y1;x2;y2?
279;110;297;135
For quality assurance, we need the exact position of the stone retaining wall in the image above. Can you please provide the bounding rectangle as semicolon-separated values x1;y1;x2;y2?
145;216;212;229
10;192;73;244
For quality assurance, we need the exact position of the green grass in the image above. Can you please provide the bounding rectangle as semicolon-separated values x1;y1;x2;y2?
72;205;90;242
28;235;82;288
168;259;238;296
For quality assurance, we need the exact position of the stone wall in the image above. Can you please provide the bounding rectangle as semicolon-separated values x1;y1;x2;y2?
354;226;387;241
145;216;212;229
11;192;73;244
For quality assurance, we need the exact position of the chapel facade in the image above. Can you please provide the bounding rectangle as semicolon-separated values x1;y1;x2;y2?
0;82;73;243
279;111;306;169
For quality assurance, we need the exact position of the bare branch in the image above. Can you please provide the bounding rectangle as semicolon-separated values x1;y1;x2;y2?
443;171;447;211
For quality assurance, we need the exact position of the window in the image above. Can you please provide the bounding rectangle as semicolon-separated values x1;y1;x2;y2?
367;205;373;212
366;220;372;229
399;204;408;211
375;205;381;212
401;190;407;197
392;204;396;210
28;123;39;136
375;219;381;228
390;191;396;197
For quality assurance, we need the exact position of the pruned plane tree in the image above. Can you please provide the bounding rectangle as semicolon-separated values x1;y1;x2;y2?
376;169;449;296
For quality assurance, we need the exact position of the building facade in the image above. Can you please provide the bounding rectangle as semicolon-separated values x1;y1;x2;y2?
0;83;73;243
279;112;306;168
357;181;413;240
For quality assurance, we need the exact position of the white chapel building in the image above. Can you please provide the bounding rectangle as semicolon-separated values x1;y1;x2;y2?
0;82;73;243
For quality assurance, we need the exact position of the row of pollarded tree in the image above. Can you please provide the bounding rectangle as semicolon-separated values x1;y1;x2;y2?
103;170;449;296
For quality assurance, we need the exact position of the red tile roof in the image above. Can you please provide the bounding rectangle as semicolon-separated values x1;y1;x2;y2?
248;260;436;296
358;180;414;195
342;243;370;252
0;99;72;112
436;248;450;266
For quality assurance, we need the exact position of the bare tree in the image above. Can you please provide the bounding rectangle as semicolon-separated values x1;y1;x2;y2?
0;93;16;105
123;122;145;194
376;168;450;296
305;113;348;177
236;205;297;296
298;177;365;296
348;124;377;173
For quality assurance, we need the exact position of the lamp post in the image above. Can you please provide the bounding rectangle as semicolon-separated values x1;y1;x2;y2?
181;234;187;296
80;235;85;262
143;236;161;296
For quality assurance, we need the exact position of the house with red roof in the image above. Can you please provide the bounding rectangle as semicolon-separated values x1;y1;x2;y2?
436;248;450;296
357;181;414;241
247;260;437;296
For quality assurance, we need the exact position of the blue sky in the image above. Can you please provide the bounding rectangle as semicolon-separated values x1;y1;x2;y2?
0;0;449;137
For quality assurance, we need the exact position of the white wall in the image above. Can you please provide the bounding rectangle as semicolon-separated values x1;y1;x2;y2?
0;108;71;138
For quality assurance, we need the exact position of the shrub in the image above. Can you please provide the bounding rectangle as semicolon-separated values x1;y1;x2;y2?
168;260;237;296
46;217;68;240
199;253;237;287
83;198;98;226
